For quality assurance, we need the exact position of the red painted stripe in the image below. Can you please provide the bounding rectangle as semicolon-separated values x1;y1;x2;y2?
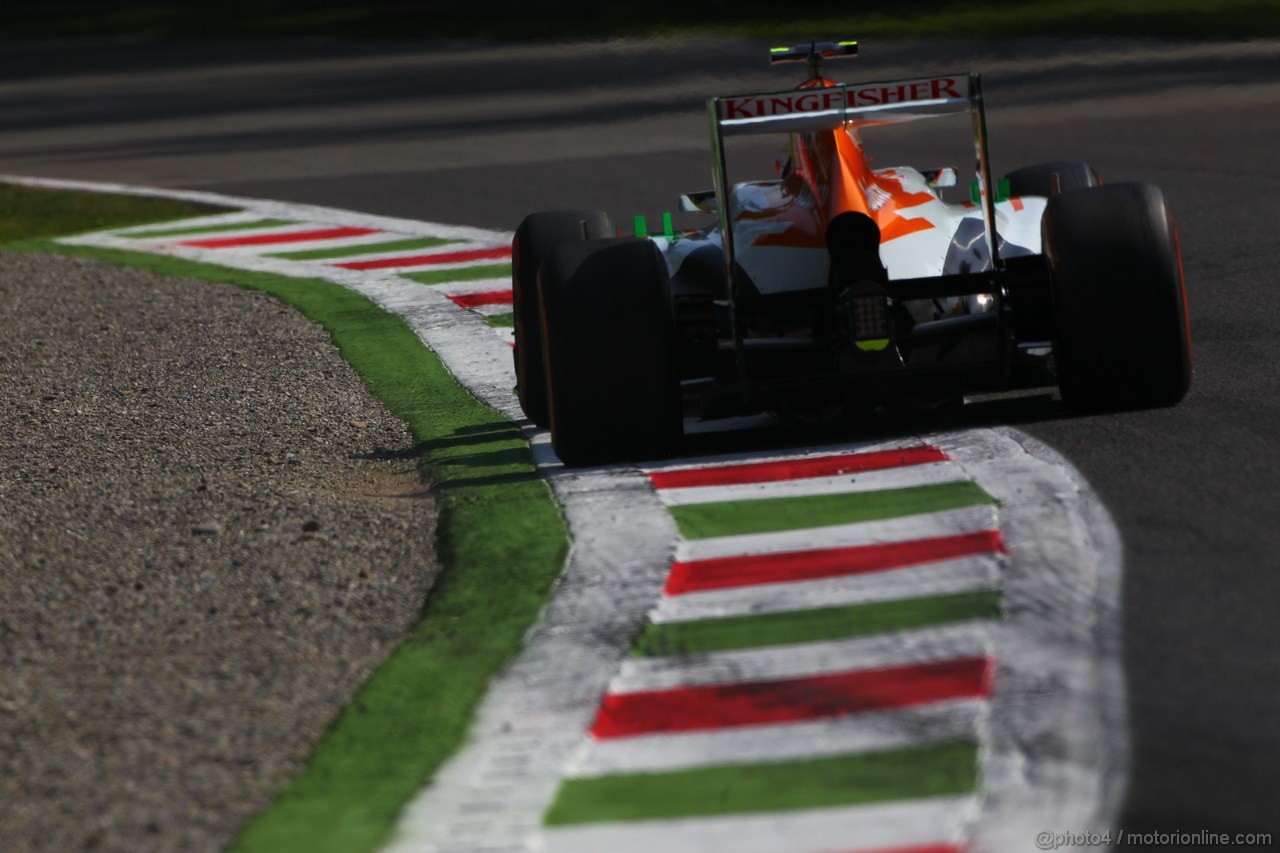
649;446;947;490
180;226;380;248
334;246;510;270
666;530;1005;595
590;656;992;739
446;289;513;309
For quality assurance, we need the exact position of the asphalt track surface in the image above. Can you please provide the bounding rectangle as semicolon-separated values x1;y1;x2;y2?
4;34;1279;835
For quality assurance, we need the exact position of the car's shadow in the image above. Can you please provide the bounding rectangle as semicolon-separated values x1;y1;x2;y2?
671;391;1079;463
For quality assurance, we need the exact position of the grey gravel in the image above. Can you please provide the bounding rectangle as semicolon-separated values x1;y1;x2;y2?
0;251;439;852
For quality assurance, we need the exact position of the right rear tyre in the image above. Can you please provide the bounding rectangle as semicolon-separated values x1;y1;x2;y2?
1042;182;1192;412
512;210;613;426
539;238;682;466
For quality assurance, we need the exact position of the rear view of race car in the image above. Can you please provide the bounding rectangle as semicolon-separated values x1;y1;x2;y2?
513;41;1192;466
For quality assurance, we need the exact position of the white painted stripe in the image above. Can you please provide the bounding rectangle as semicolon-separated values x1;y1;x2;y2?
303;242;502;266
416;277;511;295
650;553;1001;624
468;302;514;317
608;621;991;695
250;230;439;256
656;460;965;506
675;504;999;563
332;251;510;272
380;257;512;275
145;220;371;243
541;796;979;853
567;698;984;777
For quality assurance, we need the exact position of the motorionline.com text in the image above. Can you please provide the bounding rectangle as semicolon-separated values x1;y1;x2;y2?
1036;830;1272;849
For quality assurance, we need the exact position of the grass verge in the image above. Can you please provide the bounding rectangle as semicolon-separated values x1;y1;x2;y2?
6;225;568;852
0;183;224;243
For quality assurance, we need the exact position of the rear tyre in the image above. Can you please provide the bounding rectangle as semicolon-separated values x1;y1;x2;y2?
539;239;682;466
1043;183;1191;412
1005;160;1099;197
512;210;613;426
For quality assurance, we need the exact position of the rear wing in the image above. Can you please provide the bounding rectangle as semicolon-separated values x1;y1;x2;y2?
712;74;972;136
705;70;1002;281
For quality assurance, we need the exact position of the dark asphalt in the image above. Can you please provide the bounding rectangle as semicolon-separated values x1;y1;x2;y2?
3;34;1278;835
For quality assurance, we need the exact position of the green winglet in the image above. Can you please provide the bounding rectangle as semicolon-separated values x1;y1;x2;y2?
662;212;674;239
633;214;648;238
970;179;1013;205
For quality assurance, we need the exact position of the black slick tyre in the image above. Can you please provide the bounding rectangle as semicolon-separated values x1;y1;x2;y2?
539;238;682;466
1042;182;1192;412
512;210;613;426
1005;160;1099;197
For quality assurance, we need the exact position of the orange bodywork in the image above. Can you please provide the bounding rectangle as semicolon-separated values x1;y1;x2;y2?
735;78;936;255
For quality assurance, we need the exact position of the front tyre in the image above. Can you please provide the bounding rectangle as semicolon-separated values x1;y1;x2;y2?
539;239;682;466
512;210;613;427
1043;183;1192;412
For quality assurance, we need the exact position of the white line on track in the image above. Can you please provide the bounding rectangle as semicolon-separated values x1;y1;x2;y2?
566;698;986;777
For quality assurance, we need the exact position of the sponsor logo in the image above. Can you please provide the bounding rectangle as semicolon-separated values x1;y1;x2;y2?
722;90;846;120
849;77;964;107
721;77;965;121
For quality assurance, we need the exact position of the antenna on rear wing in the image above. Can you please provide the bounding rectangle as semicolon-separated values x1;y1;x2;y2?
768;40;858;80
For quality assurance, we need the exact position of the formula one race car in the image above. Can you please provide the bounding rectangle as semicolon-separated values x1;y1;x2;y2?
513;41;1192;466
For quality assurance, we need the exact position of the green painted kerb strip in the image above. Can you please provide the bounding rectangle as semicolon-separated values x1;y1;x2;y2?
6;234;567;853
403;262;511;286
485;312;515;328
632;590;1001;657
545;740;978;825
670;481;998;540
266;235;458;261
119;217;297;238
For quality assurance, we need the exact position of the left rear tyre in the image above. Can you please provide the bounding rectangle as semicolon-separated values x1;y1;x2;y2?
539;238;682;466
512;210;613;427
